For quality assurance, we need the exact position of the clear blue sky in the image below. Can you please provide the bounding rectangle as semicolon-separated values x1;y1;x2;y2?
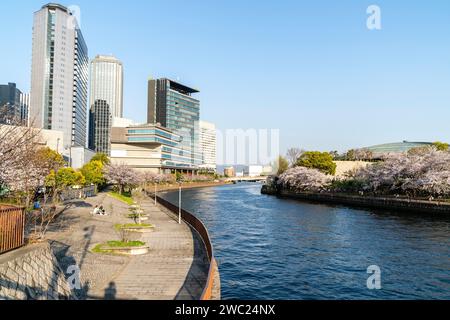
1;0;449;154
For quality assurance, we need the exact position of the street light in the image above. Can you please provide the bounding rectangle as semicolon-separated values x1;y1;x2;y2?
178;181;182;224
56;138;60;154
154;183;157;206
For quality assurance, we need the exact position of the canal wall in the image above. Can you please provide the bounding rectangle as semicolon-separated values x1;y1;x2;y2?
0;242;74;300
262;186;450;214
148;192;221;300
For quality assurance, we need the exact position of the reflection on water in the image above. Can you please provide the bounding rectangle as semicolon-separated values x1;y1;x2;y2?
161;183;450;300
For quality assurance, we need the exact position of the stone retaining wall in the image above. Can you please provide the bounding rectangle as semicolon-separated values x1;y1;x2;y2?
278;190;450;214
0;242;75;300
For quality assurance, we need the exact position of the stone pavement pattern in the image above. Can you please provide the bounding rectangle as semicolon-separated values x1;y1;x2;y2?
46;193;208;300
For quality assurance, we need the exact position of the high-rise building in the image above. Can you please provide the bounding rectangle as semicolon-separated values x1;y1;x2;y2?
88;55;123;155
20;93;30;127
0;83;29;126
199;120;217;172
0;83;22;125
89;55;123;118
30;3;89;151
147;78;202;167
89;100;112;155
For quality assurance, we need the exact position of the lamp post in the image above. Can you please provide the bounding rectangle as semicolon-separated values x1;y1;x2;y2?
154;183;157;205
178;182;182;224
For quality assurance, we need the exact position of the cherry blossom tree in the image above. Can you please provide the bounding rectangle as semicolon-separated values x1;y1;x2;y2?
142;172;175;186
0;125;54;205
278;166;330;192
103;163;142;194
351;147;450;197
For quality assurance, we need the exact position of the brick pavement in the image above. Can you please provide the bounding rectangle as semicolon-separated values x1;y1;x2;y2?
46;193;208;300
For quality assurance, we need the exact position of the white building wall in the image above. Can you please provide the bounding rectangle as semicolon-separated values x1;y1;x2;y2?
112;117;135;128
70;146;95;169
30;4;88;154
30;9;47;128
199;120;217;171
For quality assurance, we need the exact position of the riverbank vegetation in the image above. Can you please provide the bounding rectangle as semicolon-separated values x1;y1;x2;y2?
108;191;134;205
270;144;450;200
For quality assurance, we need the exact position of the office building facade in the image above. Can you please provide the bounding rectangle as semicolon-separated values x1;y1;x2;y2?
147;78;202;168
199;120;217;172
90;55;123;118
30;3;89;151
111;124;199;173
89;55;123;155
20;93;30;126
0;83;28;125
89;100;112;155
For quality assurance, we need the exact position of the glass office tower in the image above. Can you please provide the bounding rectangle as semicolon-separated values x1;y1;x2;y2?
89;55;123;155
147;78;202;168
89;100;112;155
0;83;22;125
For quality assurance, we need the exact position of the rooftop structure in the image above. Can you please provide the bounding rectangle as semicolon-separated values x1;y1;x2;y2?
366;141;433;155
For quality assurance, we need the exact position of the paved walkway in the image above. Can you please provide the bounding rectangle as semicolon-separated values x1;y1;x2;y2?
46;193;208;300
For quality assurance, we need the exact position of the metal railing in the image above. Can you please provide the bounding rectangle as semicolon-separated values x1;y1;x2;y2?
148;192;218;300
0;205;25;254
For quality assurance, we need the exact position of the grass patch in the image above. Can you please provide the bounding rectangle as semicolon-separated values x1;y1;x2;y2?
114;223;154;231
92;241;146;254
108;191;134;205
106;240;145;247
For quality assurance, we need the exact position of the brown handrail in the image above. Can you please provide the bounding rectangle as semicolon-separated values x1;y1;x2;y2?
148;192;218;300
0;205;25;254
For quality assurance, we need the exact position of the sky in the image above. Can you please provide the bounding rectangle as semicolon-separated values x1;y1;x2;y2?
1;0;450;155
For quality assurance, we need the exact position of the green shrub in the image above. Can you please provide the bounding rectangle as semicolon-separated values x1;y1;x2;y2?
296;151;337;175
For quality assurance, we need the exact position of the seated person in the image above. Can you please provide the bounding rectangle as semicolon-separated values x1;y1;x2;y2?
34;200;41;210
92;205;100;215
99;206;107;216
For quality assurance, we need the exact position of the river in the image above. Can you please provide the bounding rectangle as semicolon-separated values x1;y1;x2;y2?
161;183;450;300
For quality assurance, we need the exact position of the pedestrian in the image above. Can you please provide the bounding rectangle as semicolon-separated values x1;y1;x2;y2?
92;205;100;215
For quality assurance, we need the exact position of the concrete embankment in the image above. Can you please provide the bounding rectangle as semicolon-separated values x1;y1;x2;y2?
262;186;450;214
0;242;74;300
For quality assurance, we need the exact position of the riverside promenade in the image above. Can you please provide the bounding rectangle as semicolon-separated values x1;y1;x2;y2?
46;193;209;300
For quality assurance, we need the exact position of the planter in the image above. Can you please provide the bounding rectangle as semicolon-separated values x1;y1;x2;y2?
92;241;149;256
104;245;149;256
121;226;155;234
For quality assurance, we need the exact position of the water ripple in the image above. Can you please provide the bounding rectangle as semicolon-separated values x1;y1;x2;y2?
162;184;450;300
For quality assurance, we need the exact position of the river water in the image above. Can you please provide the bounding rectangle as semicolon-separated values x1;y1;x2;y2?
161;183;450;300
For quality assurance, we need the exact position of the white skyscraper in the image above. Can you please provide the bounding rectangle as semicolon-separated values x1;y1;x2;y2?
90;55;123;118
30;3;89;151
199;120;217;172
88;55;123;155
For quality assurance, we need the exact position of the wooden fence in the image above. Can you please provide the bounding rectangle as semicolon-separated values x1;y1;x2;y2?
0;205;25;254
